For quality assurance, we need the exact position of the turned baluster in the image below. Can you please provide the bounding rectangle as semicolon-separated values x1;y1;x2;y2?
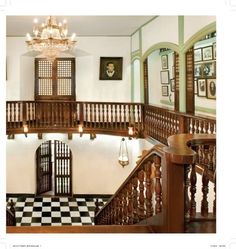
204;121;209;134
210;122;215;134
114;197;119;225
110;104;114;129
208;145;214;171
201;166;209;216
118;193;123;224
138;169;145;220
199;120;204;134
106;104;109;128
123;188;128;224
119;104;122;129
123;105;127;129
132;176;139;223
127;182;133;224
154;155;162;214
102;104;105;128
203;145;210;165
213;171;216;217
145;161;153;218
184;164;191;220
190;163;197;218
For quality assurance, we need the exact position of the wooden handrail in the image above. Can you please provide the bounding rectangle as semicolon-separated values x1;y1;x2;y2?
95;134;216;232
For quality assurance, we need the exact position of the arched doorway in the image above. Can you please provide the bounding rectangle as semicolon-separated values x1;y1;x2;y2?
36;140;72;196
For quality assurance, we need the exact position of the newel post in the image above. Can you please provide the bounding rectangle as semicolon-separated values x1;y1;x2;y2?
162;151;185;232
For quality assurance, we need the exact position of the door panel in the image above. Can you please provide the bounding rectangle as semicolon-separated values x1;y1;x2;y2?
36;141;52;195
54;140;72;196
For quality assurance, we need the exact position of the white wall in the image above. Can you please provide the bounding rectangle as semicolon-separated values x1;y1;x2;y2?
6;36;131;102
148;50;174;108
184;16;216;43
6;134;154;194
142;16;178;55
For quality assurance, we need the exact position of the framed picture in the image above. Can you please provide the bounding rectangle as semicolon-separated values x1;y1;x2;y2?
160;70;169;84
162;86;169;96
194;80;198;95
194;48;202;62
99;57;123;80
213;43;216;59
194;64;202;77
202;46;213;61
207;79;216;99
161;54;168;69
197;79;207;97
170;79;175;92
202;62;215;77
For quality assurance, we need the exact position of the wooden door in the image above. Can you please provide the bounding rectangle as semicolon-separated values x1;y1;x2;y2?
54;140;72;196
36;141;52;195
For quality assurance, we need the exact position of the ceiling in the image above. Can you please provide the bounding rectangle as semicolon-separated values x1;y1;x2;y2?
6;16;155;36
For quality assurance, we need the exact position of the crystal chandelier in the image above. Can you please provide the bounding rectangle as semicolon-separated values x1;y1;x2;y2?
25;16;76;61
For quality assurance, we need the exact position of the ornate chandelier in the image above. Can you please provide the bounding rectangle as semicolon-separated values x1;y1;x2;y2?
25;16;76;61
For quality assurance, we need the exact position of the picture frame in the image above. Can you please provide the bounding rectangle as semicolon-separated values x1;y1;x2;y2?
162;86;169;96
202;62;215;77
202;46;213;61
161;54;168;69
194;48;202;62
194;64;202;77
160;70;169;84
206;78;216;99
213;43;216;59
197;79;207;97
170;79;175;92
99;57;123;80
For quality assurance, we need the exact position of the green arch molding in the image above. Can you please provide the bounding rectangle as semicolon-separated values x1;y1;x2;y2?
131;55;141;63
142;42;180;62
183;21;216;52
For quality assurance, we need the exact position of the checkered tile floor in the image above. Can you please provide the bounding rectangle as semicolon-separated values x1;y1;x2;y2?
6;196;108;226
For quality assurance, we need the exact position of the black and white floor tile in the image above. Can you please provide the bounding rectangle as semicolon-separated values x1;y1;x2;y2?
6;196;108;226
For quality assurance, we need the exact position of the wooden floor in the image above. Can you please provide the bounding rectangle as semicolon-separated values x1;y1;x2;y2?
7;225;154;233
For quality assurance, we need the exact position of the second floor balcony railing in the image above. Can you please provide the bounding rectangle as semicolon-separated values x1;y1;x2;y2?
6;100;216;144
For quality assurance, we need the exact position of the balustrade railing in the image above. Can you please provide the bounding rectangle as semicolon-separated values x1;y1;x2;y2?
95;144;164;226
6;101;216;144
6;101;143;136
95;134;216;232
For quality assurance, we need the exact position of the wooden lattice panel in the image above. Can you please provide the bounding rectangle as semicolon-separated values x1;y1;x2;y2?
57;79;72;95
38;60;52;77
57;60;72;77
35;58;75;100
38;79;53;95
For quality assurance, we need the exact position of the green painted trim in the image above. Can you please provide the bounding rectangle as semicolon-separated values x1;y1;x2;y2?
178;16;186;113
131;55;141;63
183;21;216;52
130;16;158;36
131;49;140;55
160;99;174;106
131;62;134;102
195;106;216;115
142;42;180;61
139;28;144;103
